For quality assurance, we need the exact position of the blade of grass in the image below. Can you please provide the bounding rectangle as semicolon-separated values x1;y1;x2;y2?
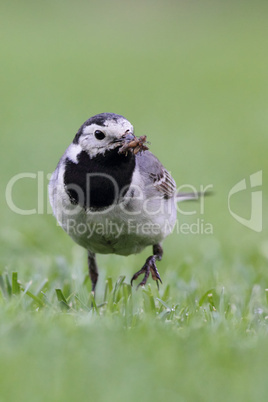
156;297;171;311
199;288;215;307
161;284;170;302
55;289;70;310
123;283;133;326
12;272;20;295
113;276;126;304
24;289;45;308
35;278;48;296
142;285;156;313
74;294;91;311
5;273;12;297
104;277;113;302
90;292;100;315
0;274;7;298
55;289;68;303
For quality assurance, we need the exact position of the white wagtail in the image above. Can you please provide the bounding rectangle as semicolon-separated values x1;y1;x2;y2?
49;113;200;292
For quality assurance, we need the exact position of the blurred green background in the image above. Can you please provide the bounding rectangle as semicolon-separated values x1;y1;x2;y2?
1;0;268;401
1;0;267;264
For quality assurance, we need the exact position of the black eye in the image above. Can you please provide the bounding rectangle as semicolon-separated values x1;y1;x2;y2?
94;130;105;140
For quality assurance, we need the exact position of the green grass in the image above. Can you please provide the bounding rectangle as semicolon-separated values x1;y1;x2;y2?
1;0;268;401
1;265;268;401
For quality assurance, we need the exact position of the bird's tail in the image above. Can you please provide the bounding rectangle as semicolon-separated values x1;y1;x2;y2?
176;191;212;203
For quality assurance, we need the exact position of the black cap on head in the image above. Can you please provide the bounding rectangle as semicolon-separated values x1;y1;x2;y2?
84;113;126;127
73;113;127;144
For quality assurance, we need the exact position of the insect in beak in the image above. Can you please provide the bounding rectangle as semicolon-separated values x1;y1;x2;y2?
118;134;149;155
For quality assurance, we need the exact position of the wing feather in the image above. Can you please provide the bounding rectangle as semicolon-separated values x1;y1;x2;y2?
149;168;176;199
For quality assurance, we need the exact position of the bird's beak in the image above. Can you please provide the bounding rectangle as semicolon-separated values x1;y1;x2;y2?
121;132;136;142
112;132;136;147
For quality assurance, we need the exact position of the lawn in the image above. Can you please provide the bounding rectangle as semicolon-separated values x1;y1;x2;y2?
1;1;268;401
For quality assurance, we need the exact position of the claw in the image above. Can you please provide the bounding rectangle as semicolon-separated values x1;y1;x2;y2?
130;255;162;288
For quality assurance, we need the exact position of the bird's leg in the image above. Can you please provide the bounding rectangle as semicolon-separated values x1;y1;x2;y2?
131;243;163;288
153;243;163;261
88;251;99;294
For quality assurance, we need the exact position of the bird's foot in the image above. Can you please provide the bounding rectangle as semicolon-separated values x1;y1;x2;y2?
131;256;162;288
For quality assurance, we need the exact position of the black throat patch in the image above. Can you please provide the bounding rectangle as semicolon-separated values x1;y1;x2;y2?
64;149;136;209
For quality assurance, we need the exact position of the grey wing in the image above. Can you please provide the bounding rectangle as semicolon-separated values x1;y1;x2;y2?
136;151;177;199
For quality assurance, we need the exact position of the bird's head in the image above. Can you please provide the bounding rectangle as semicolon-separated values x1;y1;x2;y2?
72;113;148;158
73;113;134;157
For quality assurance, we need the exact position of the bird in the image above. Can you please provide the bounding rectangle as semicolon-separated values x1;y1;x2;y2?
49;112;200;293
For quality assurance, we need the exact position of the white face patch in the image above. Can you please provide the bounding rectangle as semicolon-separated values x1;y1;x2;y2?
78;118;134;157
82;119;133;138
65;143;82;163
